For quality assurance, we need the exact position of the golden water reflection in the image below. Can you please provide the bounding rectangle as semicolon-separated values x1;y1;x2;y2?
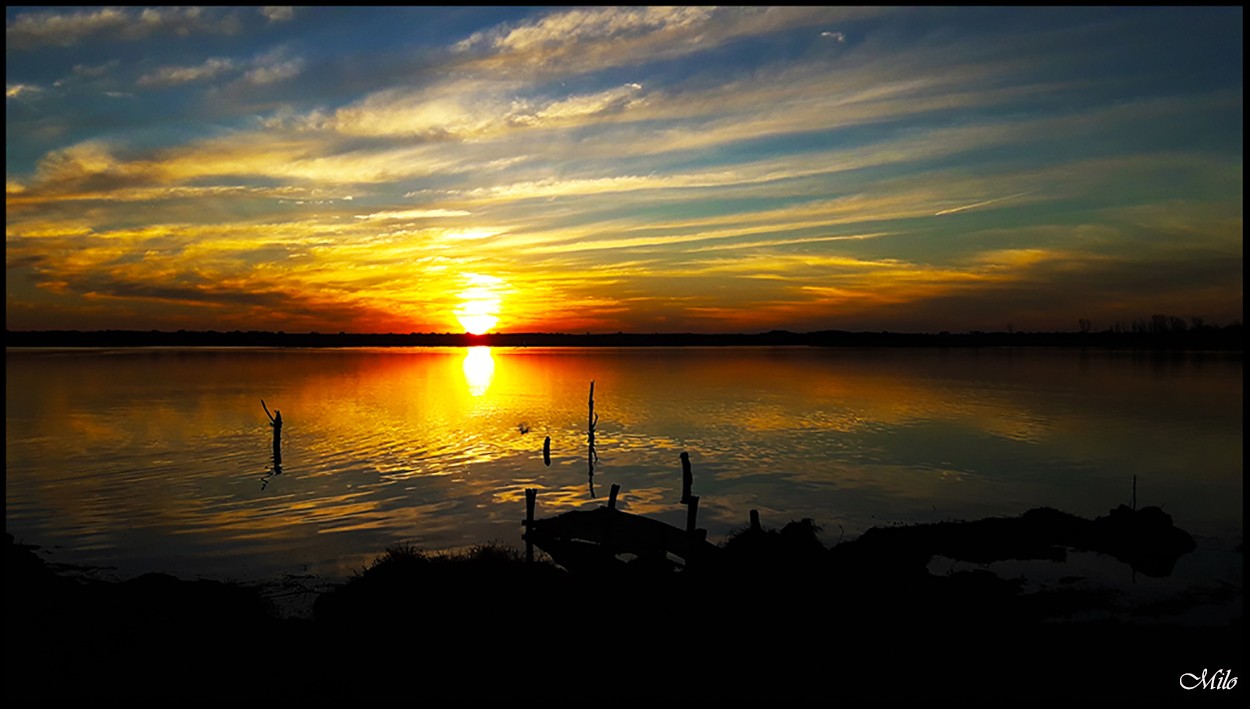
462;346;495;396
3;347;1242;584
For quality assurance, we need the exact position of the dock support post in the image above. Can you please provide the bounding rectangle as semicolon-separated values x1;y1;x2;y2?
750;509;761;533
686;495;700;534
608;483;620;510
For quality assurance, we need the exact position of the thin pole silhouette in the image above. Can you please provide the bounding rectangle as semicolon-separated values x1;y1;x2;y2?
587;381;598;497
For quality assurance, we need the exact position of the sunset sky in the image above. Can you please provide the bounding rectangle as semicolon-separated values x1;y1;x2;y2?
6;6;1243;334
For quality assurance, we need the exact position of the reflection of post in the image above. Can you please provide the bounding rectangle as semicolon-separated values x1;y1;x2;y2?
262;399;283;468
524;488;537;563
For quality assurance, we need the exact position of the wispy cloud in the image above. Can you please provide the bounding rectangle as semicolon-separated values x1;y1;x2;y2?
934;191;1038;216
325;79;647;139
72;60;120;78
137;48;304;89
6;83;42;100
353;208;471;221
260;7;295;24
509;83;645;125
242;55;304;86
455;6;715;56
138;58;239;88
453;7;881;74
29;140;126;185
6;7;242;50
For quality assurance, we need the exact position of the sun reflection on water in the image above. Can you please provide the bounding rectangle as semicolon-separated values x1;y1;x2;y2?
462;346;495;396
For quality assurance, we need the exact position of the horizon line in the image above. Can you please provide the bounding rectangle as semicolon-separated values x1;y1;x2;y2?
6;324;1242;338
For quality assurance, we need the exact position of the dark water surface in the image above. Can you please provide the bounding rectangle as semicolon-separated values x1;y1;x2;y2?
5;346;1242;589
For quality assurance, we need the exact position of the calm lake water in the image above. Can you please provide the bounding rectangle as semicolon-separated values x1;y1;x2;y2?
5;346;1243;590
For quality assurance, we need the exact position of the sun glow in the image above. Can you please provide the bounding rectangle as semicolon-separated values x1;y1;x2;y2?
454;273;505;335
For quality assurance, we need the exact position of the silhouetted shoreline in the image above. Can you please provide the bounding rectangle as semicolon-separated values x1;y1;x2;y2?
5;325;1244;350
7;504;1242;703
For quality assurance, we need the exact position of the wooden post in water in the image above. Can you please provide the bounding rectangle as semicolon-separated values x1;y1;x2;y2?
680;451;701;535
262;399;282;468
543;436;551;467
680;451;692;504
587;381;598;486
608;483;620;510
524;488;537;564
750;509;761;533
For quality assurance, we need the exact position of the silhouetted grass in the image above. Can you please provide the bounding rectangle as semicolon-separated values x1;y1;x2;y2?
6;505;1243;704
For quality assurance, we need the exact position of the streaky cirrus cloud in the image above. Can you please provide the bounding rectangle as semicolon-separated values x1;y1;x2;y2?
453;6;885;74
72;60;120;77
6;6;242;50
934;191;1038;216
138;57;238;87
242;55;304;86
353;208;471;221
137;47;305;89
260;7;295;24
324;79;648;139
455;6;715;54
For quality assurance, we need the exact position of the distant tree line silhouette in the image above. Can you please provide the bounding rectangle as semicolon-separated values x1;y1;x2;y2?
5;317;1241;350
1104;313;1225;335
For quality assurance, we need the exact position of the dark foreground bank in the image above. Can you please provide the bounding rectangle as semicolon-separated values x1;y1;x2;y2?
6;506;1243;704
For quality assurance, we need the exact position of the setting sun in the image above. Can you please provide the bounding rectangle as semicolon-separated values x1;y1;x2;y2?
454;273;505;335
456;311;498;336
